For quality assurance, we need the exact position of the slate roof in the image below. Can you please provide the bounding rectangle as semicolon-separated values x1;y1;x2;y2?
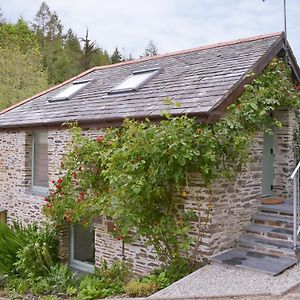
0;32;295;128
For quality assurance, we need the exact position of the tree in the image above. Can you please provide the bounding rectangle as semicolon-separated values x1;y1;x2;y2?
54;28;83;82
111;47;123;64
0;47;48;110
0;17;48;109
143;40;158;57
31;2;64;83
0;8;4;24
80;29;100;70
0;18;39;52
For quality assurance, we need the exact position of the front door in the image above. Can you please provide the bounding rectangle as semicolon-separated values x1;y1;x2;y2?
262;128;274;197
70;224;95;272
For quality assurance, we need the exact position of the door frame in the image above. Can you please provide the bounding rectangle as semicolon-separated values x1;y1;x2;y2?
70;226;95;273
262;120;274;198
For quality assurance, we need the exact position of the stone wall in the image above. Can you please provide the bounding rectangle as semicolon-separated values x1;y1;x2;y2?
0;107;296;274
0;130;44;224
184;132;263;257
273;108;297;199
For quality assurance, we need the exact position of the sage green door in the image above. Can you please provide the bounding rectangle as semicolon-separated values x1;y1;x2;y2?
262;129;274;197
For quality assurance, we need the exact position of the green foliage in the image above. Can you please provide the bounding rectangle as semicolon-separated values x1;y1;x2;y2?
0;18;49;109
0;222;23;274
111;47;123;64
125;280;158;297
0;222;58;276
14;223;58;277
293;109;300;161
74;261;129;299
7;264;79;297
0;18;39;52
44;59;300;266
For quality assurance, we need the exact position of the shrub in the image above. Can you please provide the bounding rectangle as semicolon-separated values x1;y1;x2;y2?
7;264;79;297
14;222;58;277
0;222;24;274
94;260;132;284
125;280;158;297
78;275;124;300
0;222;58;277
77;261;131;299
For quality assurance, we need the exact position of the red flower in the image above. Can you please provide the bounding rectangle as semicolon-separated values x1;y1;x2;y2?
96;135;105;143
60;191;64;195
57;178;62;184
56;185;62;190
47;203;52;208
51;179;55;184
44;197;49;202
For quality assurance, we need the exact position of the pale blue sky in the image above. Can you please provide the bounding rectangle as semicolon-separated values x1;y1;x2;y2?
1;0;299;62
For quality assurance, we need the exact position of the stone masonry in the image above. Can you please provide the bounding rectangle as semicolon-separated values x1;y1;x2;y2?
0;108;296;274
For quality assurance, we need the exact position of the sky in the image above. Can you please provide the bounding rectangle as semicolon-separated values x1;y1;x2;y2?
1;0;300;62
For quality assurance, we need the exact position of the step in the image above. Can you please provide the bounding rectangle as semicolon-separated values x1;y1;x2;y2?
245;224;293;242
237;235;296;258
210;248;297;275
253;214;293;229
260;203;293;216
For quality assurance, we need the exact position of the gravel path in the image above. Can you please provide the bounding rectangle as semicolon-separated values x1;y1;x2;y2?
150;263;300;299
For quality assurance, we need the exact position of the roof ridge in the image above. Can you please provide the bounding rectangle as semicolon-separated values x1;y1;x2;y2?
0;32;283;116
94;31;283;70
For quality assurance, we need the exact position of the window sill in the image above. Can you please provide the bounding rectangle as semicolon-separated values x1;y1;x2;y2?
25;187;49;197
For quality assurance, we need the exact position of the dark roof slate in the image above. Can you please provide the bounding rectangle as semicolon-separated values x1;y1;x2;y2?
0;33;286;128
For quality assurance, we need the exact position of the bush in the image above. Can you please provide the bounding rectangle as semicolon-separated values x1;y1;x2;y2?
14;222;58;277
78;275;124;300
7;264;79;297
125;280;158;297
0;221;58;277
77;261;131;299
94;260;132;284
0;222;24;274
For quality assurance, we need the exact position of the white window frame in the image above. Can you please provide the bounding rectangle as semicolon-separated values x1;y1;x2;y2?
49;80;91;102
70;226;95;273
31;131;49;194
108;68;160;94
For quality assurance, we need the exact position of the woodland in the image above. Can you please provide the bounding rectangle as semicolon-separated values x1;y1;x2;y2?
0;2;158;110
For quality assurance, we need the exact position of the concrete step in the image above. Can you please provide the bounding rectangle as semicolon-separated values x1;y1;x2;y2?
245;224;293;242
237;235;296;258
253;214;293;229
260;203;293;216
210;248;297;275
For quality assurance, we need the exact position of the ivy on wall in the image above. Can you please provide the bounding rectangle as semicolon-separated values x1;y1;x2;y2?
43;58;300;266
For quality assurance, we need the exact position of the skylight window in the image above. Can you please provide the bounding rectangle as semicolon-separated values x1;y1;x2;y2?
109;68;160;94
50;80;90;102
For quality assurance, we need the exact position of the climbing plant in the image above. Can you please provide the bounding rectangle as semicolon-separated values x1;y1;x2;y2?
43;58;300;266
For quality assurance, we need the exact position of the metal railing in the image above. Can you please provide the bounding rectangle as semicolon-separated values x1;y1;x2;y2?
291;161;300;250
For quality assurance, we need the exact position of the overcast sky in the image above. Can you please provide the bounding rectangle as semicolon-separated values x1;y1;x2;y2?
1;0;300;62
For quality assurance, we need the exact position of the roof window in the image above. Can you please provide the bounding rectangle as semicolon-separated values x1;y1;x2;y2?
50;80;90;102
109;68;160;94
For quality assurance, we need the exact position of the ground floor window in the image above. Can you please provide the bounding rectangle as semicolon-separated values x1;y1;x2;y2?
70;224;95;272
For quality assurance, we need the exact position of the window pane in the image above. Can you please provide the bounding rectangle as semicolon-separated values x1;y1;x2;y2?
52;81;89;101
73;224;95;265
33;131;48;188
110;69;159;93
